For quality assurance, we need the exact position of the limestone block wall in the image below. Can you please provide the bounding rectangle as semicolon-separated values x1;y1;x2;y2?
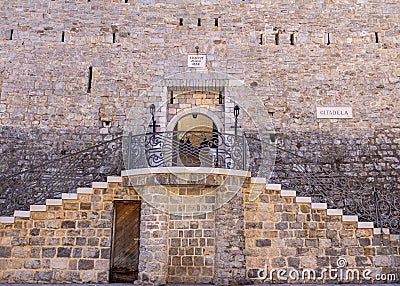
214;191;247;285
167;212;215;284
274;129;400;191
125;169;250;284
167;91;224;125
0;177;141;283
0;0;399;133
0;0;399;135
244;185;400;284
137;201;168;285
0;169;398;285
1;0;400;219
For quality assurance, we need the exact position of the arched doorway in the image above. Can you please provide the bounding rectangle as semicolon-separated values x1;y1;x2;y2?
173;113;218;167
174;113;217;133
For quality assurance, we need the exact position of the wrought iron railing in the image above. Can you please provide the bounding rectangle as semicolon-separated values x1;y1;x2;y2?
0;137;123;216
0;131;398;235
270;145;400;234
125;131;247;170
374;190;385;244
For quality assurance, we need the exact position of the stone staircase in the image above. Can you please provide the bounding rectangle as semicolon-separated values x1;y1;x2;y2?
0;171;398;284
244;178;399;284
258;181;399;243
1;176;398;243
0;180;114;225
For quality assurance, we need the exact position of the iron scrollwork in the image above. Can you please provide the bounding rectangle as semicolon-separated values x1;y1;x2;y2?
271;145;400;234
127;131;247;170
1;130;398;235
0;137;123;216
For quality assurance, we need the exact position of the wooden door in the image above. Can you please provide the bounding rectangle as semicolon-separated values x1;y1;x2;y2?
110;201;141;282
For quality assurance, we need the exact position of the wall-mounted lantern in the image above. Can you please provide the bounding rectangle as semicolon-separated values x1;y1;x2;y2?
234;104;240;136
150;104;156;133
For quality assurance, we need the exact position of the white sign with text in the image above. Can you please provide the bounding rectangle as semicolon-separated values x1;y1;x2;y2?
316;107;353;119
188;55;206;68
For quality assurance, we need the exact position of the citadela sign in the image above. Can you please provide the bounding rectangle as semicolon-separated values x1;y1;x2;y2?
316;107;353;119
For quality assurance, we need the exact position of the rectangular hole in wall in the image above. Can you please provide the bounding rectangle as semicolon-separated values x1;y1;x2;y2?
259;34;263;45
197;18;201;30
125;0;129;3
87;66;93;93
275;33;279;45
290;33;295;45
215;18;219;30
6;29;14;40
179;18;183;30
113;32;116;43
375;32;380;43
326;32;331;45
61;31;65;42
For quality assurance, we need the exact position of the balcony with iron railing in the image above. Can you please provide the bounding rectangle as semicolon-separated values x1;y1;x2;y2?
125;130;247;171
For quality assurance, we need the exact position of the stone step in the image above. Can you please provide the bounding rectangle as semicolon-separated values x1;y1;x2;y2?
276;188;380;235
342;215;358;222
251;177;266;184
311;202;328;210
295;196;312;203
14;210;30;218
374;227;390;235
77;187;93;194
107;176;123;183
358;221;374;228
280;190;296;197
61;193;78;200
265;183;281;190
46;199;62;206
30;205;46;212
327;209;343;216
92;182;108;189
0;217;14;223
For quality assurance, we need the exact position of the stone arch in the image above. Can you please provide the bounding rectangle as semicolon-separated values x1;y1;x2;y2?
166;106;224;133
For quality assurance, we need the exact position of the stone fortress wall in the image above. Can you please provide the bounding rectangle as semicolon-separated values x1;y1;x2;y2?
0;0;399;132
0;0;399;234
0;1;399;284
